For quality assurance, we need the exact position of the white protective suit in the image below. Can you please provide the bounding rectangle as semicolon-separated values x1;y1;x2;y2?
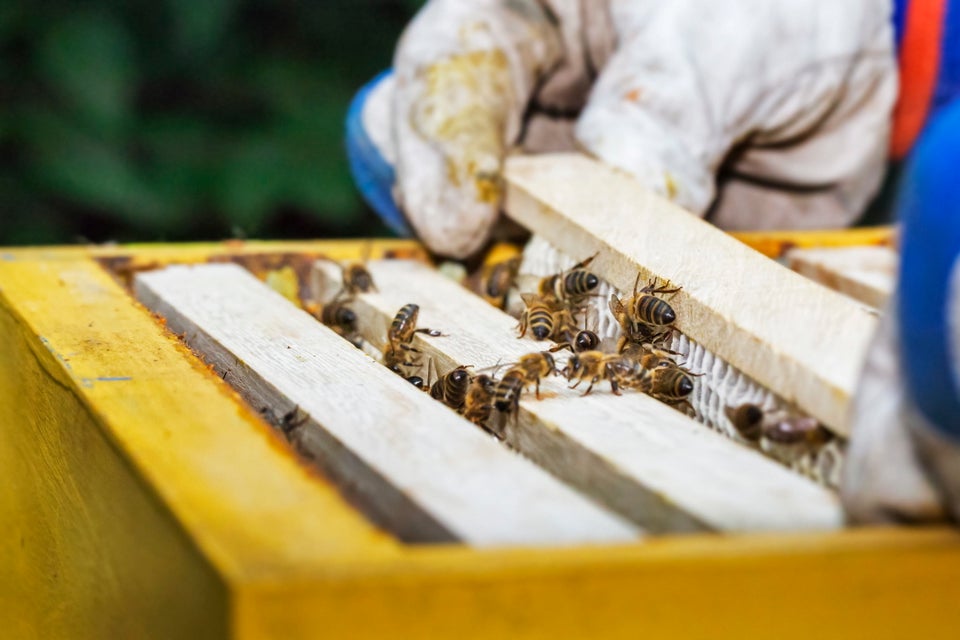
370;0;897;257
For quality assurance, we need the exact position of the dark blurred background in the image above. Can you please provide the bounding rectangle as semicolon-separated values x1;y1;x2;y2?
0;0;422;245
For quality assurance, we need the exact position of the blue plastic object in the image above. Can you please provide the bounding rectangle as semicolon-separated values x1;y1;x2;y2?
345;69;411;236
897;98;960;438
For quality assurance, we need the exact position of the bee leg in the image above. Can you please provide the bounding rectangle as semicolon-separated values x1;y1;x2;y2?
615;335;628;353
535;378;541;399
414;328;444;337
569;377;583;389
517;311;528;338
675;400;695;416
607;368;622;396
582;378;596;396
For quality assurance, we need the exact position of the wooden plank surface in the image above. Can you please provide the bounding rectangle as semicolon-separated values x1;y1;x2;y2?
313;259;843;534
504;153;878;436
135;263;639;548
786;245;896;308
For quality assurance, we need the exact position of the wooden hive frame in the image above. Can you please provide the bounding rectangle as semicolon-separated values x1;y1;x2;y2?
3;175;959;638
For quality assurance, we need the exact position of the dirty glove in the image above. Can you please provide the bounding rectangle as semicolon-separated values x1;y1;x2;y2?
346;0;897;257
842;100;960;523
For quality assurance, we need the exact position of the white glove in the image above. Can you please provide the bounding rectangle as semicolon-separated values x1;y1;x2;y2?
360;0;897;257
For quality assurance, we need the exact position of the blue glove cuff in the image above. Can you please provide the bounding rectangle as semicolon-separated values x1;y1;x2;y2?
345;69;412;236
898;98;960;439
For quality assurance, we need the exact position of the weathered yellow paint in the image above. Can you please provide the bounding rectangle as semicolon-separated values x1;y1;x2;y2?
731;226;896;258
0;255;399;636
4;237;957;640
0;303;227;639
0;237;426;263
236;527;960;640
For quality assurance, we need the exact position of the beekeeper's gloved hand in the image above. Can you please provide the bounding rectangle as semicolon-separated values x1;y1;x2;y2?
346;0;896;258
842;99;960;523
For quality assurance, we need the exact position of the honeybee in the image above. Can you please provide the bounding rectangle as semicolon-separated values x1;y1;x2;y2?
763;417;833;446
562;351;632;396
605;353;655;394
430;365;473;411
619;342;680;372
538;253;600;308
518;293;575;341
648;366;695;409
476;256;521;308
610;275;681;350
321;243;377;296
725;403;764;441
382;303;442;373
462;374;497;427
550;329;601;354
494;352;557;413
319;297;358;335
260;404;309;434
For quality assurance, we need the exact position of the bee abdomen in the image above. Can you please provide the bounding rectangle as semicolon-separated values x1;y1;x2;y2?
651;368;694;400
635;295;676;327
323;305;357;330
438;367;471;409
562;269;599;297
391;303;419;338
528;307;554;340
346;265;375;293
494;370;525;412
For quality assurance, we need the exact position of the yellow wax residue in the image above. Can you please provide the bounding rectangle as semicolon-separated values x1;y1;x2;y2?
265;266;302;306
664;171;678;201
413;47;513;205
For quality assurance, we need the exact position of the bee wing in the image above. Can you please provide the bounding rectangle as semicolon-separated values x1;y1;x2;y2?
579;301;601;333
473;358;511;376
519;292;540;307
513;274;541;294
608;294;624;317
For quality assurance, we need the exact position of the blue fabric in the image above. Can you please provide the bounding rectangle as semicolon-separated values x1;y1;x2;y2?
344;69;411;236
893;0;908;49
933;0;960;116
897;98;960;439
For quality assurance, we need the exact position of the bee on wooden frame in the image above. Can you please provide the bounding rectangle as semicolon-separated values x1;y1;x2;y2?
562;351;634;396
538;253;601;309
763;417;833;447
609;275;681;350
493;352;557;414
462;374;497;428
430;365;473;411
648;366;696;412
318;296;358;336
550;329;602;354
321;242;377;297
475;256;521;309
725;403;764;441
382;303;443;374
518;293;580;341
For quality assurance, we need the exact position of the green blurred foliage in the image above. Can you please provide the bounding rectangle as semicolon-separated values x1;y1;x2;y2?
0;0;423;244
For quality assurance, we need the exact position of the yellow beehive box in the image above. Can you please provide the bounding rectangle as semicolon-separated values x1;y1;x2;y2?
2;234;959;640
